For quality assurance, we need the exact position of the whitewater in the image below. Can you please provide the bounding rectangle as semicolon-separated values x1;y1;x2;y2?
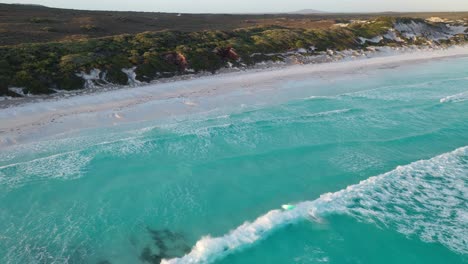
163;145;468;264
1;53;468;264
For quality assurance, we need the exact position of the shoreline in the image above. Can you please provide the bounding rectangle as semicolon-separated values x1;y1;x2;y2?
2;45;468;148
0;44;464;109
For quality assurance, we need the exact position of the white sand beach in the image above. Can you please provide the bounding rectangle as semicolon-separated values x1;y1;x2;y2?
1;45;468;148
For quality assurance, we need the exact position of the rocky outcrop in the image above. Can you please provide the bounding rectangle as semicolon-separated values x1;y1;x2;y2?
394;20;467;41
76;69;107;88
215;47;239;61
163;52;188;72
122;67;140;86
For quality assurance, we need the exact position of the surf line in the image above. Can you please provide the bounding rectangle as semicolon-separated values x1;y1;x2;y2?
162;146;468;264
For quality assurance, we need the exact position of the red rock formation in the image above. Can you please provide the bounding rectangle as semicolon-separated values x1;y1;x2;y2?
215;47;239;60
164;52;188;71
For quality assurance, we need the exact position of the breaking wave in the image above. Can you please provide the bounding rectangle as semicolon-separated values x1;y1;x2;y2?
163;146;468;264
303;95;336;101
440;91;468;103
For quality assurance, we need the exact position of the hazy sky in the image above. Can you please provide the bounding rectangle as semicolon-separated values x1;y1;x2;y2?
3;0;468;13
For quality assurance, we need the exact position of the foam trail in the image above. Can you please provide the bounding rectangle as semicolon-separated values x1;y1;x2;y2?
0;134;153;188
304;95;335;100
162;146;468;264
440;91;468;103
309;108;351;117
163;108;353;138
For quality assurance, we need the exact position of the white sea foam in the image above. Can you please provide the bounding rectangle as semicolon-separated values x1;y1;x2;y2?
0;133;155;188
0;151;92;187
440;91;468;103
252;108;353;125
304;95;335;100
308;109;351;117
162;108;353;140
163;146;468;264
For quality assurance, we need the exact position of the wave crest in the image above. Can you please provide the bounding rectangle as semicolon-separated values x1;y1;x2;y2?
440;91;468;103
163;146;468;264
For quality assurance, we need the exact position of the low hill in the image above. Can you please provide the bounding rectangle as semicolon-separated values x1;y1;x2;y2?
289;9;326;14
0;3;467;46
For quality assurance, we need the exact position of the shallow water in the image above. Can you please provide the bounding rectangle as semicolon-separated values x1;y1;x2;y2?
1;57;467;264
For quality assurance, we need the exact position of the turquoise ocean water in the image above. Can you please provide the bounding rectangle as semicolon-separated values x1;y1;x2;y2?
1;57;468;264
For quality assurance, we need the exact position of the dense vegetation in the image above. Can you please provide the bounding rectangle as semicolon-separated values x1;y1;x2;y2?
2;3;468;46
0;17;466;96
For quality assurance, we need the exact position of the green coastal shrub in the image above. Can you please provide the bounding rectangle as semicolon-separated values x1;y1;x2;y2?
55;74;85;90
135;63;158;82
0;75;9;95
60;53;95;72
135;52;180;81
11;70;55;94
105;67;128;85
0;59;12;85
349;18;394;39
0;17;463;95
186;49;224;73
11;71;34;89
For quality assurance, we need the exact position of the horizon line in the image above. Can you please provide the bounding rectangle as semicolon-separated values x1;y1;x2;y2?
2;3;468;14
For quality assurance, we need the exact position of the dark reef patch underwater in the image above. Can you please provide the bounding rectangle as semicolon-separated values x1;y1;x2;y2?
140;229;191;264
